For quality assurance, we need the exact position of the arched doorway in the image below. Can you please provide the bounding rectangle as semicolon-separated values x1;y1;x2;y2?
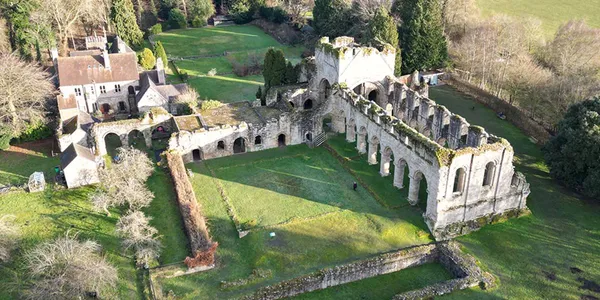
233;137;246;154
101;103;111;114
128;130;145;150
192;149;202;161
357;126;367;153
368;90;378;102
408;171;428;211
104;133;122;158
394;159;409;189
303;99;313;110
254;135;262;145
380;147;393;176
319;79;331;102
306;132;313;141
278;134;286;147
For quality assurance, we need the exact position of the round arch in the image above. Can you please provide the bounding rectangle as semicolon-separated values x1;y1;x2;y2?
104;132;122;158
233;137;246;154
319;78;332;102
380;146;394;176
394;158;410;190
410;170;428;212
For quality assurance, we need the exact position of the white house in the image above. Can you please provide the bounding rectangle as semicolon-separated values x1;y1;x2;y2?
60;143;100;188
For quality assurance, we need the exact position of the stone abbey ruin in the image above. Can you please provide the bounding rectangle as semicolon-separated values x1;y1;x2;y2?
91;36;530;240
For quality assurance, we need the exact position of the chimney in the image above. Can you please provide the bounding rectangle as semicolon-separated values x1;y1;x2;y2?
103;48;111;70
156;57;166;85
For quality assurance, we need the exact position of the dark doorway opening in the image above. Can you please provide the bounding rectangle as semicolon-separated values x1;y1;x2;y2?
368;90;378;102
303;99;313;110
278;134;286;147
233;138;246;154
101;103;111;113
254;136;262;145
306;133;312;141
217;141;225;150
128;86;135;95
192;149;202;161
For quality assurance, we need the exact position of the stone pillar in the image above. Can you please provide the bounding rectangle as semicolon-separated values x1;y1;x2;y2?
357;133;367;154
368;142;378;165
346;124;356;142
380;156;391;177
98;137;108;156
393;163;405;189
119;134;129;147
143;130;152;148
332;115;346;133
408;174;420;205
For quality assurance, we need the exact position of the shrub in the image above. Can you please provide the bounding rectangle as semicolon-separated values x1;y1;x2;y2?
228;52;262;77
256;86;262;99
148;23;163;35
259;6;287;24
201;100;223;111
168;8;187;29
0;126;12;150
230;1;254;24
138;48;156;70
12;121;53;144
191;16;207;28
154;41;168;67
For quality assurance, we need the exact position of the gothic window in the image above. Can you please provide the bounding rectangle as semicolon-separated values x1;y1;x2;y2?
453;168;466;194
483;162;495;187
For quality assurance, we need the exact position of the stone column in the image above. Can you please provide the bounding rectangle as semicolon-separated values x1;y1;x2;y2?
98;137;108;157
143;130;152;148
393;163;405;189
332;115;346;133
357;134;367;154
119;134;129;147
407;174;420;205
346;125;356;142
368;142;378;165
380;155;391;177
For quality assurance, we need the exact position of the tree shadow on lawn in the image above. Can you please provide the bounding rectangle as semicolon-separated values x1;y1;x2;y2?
0;138;60;186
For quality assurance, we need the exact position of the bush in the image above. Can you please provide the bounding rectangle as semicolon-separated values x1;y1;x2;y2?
543;98;600;199
191;16;207;28
259;6;287;24
148;23;162;35
201;100;223;111
230;1;254;24
228;52;262;77
168;8;187;29
138;48;156;70
13;121;53;144
0;125;12;150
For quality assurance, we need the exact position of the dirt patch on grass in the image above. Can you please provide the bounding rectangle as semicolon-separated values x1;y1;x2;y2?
7;138;55;156
578;278;600;293
542;270;556;281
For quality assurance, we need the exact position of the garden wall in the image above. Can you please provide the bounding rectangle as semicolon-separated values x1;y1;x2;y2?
445;74;551;144
242;241;491;300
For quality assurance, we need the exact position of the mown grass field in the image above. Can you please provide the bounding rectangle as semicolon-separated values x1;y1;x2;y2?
0;140;189;299
476;0;600;36
429;85;600;299
155;145;438;299
154;25;304;103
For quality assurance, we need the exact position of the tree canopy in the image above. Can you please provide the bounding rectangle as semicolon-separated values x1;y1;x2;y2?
138;48;156;70
366;7;401;75
313;0;352;37
543;98;600;199
154;41;168;69
263;48;287;89
111;0;144;48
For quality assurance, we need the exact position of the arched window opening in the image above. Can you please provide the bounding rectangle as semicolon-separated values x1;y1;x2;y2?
306;132;312;141
303;99;313;110
254;136;262;145
278;134;286;147
217;141;225;150
453;168;466;194
368;90;378;102
511;173;519;186
483;162;495;187
233;137;245;154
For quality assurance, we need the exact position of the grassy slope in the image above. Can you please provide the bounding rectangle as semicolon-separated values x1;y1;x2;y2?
157;145;435;299
476;0;600;36
156;25;304;103
0;140;59;186
429;85;600;299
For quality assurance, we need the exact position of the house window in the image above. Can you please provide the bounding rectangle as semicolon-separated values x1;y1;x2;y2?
74;88;82;96
89;86;95;94
115;84;121;93
100;86;106;94
118;101;126;112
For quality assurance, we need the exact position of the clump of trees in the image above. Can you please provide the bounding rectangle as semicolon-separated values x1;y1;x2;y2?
263;48;298;90
543;98;600;199
0;215;19;263
24;233;118;299
116;211;162;267
138;48;157;70
112;0;145;48
0;54;54;150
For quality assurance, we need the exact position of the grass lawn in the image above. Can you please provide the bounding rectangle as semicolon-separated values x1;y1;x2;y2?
292;263;453;300
0;139;59;186
476;0;600;36
155;145;434;299
429;85;600;299
157;25;304;103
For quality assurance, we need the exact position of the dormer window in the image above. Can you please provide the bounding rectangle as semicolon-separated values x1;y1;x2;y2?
74;88;82;96
100;85;106;94
115;84;121;93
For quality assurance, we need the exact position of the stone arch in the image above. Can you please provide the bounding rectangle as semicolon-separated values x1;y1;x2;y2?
192;148;203;161
303;99;313;110
104;132;122;157
305;132;313;141
394;158;409;189
217;140;226;150
408;170;428;211
233;137;246;154
319;78;332;102
368;135;380;165
357;126;367;154
483;161;496;187
453;167;467;194
353;81;387;107
128;129;144;149
254;135;262;145
278;134;287;147
331;109;346;133
380;146;394;176
346;118;356;142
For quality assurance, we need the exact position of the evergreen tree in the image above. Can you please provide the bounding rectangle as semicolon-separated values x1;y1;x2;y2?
149;0;158;18
111;0;144;48
138;48;156;70
263;48;287;89
366;7;401;75
168;8;188;29
543;98;600;199
313;0;352;37
400;0;448;74
154;41;168;67
284;61;297;84
2;0;35;59
189;0;215;25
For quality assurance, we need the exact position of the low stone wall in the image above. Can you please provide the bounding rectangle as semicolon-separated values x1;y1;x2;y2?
242;241;490;300
444;75;551;144
165;152;217;267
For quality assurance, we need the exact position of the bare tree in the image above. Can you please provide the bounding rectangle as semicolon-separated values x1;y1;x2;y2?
92;147;155;215
24;233;118;300
0;215;19;263
116;211;162;266
0;18;10;54
281;0;314;25
38;0;103;54
0;54;54;136
441;0;479;40
174;87;200;106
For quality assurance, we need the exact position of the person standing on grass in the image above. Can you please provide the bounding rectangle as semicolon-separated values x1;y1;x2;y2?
353;182;358;191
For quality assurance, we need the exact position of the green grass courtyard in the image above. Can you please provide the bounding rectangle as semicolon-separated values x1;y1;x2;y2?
154;25;304;103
